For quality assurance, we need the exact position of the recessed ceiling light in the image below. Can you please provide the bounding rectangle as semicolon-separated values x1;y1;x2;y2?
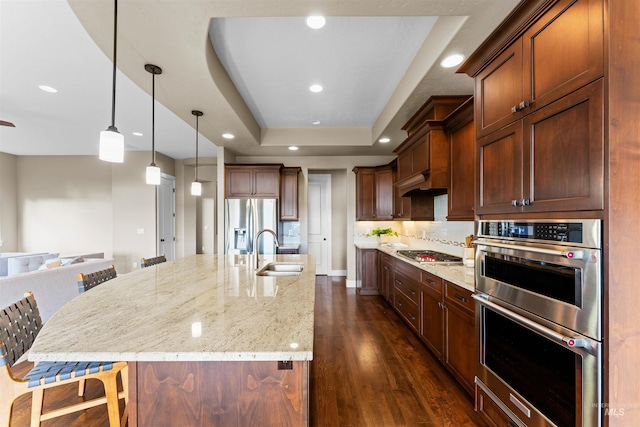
38;85;58;93
289;146;299;151
309;84;323;93
379;137;391;143
133;132;143;136
440;54;465;68
310;120;321;125
306;16;326;29
222;133;235;139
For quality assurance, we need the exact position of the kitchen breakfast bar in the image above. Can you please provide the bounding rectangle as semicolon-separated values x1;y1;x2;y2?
28;254;316;427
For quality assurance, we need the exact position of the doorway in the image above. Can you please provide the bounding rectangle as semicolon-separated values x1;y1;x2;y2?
158;174;176;260
308;174;331;275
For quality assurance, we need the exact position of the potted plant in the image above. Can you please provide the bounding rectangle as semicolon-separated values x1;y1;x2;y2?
367;227;399;244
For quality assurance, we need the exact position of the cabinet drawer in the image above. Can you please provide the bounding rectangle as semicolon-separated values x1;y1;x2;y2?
444;282;474;316
394;291;419;331
421;271;443;296
394;258;422;282
394;272;420;305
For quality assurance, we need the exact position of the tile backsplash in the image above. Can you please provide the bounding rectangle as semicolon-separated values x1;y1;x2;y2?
354;195;475;257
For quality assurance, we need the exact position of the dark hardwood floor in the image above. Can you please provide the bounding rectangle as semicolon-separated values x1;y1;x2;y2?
8;276;486;426
310;276;486;427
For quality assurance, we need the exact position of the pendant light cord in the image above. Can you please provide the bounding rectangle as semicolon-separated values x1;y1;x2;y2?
110;0;118;128
195;115;199;181
151;71;155;165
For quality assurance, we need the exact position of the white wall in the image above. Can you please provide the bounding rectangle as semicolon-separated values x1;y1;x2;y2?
0;152;18;251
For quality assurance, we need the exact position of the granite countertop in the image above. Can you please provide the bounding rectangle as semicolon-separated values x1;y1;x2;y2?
29;254;316;363
355;243;475;292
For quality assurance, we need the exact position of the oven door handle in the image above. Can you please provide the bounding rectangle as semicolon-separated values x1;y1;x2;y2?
473;294;599;357
474;241;592;260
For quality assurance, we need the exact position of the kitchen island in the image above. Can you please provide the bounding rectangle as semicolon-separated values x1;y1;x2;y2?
29;254;316;427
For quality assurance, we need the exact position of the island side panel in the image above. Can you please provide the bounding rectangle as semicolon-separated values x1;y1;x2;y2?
134;361;308;427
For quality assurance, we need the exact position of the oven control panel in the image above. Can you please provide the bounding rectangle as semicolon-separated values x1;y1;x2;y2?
478;220;600;247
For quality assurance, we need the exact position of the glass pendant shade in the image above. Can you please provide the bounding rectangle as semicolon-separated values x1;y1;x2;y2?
99;127;124;162
191;181;202;196
146;164;161;185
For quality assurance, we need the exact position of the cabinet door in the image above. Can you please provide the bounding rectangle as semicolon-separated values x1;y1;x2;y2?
523;79;604;212
358;249;379;296
355;168;376;220
477;122;523;215
444;290;475;397
280;168;300;220
522;0;603;113
375;168;394;220
226;167;254;198
475;39;523;138
252;168;280;198
420;289;444;360
448;119;475;220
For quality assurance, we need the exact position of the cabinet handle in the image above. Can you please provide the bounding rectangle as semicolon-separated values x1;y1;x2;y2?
454;293;468;303
409;289;416;295
511;199;521;207
396;301;402;307
510;100;530;113
395;280;402;286
425;280;435;286
521;198;531;206
408;313;416;321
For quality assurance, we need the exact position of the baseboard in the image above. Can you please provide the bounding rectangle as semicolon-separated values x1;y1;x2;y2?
346;279;357;288
330;269;346;277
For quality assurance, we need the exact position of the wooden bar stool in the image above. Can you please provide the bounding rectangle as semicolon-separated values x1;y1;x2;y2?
0;292;127;427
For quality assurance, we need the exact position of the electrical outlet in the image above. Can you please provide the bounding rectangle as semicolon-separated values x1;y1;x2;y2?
277;361;293;370
133;262;137;268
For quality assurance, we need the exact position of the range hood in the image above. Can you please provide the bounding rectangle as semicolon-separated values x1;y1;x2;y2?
395;169;448;197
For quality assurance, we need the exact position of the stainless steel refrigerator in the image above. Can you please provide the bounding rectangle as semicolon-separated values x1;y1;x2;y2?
224;198;278;254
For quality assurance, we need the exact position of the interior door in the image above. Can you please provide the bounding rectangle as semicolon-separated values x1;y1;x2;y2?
308;174;331;275
158;174;175;260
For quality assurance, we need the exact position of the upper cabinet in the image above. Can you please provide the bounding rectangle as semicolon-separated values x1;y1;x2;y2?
394;96;469;197
471;0;604;139
353;164;394;221
459;0;604;215
280;167;301;221
225;164;282;199
444;98;475;221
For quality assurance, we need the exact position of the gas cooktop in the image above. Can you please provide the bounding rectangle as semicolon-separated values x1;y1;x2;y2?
395;250;463;265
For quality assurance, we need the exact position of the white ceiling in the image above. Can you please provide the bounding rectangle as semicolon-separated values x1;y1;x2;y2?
0;0;521;160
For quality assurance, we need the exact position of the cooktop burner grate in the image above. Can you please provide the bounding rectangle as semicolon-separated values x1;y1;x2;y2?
395;249;463;264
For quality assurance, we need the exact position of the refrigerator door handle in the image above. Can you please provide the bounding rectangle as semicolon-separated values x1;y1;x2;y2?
247;199;254;254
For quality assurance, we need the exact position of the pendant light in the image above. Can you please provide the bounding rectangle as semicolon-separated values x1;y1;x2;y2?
99;0;124;163
145;64;162;185
191;110;204;196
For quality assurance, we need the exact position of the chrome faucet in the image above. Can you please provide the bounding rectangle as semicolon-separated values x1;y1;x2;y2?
254;228;280;269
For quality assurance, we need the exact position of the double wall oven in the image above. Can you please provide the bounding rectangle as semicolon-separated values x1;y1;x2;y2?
474;219;602;427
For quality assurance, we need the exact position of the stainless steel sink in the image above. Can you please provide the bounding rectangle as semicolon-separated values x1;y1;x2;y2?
256;262;304;277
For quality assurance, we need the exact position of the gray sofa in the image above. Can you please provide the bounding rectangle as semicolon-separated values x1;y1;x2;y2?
0;257;114;322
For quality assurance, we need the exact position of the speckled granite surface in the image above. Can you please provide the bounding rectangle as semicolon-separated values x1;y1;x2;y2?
29;254;315;362
355;243;475;292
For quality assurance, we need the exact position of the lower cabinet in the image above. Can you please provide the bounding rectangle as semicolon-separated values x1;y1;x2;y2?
382;254;476;397
356;247;379;295
378;252;394;303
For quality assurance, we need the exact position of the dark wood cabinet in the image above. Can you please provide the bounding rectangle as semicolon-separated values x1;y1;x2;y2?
393;261;422;333
445;98;475;220
225;164;282;199
472;0;603;139
353;165;393;221
356;247;378;295
280;167;301;221
477;79;604;214
419;271;444;360
462;0;605;216
378;252;394;303
443;281;475;396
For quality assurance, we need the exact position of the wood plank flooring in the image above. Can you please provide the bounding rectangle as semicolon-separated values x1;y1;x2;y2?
310;276;486;427
8;276;486;426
